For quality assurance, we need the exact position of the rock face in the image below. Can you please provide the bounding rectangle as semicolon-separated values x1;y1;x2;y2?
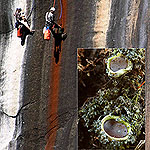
107;0;149;48
0;0;27;149
0;0;96;149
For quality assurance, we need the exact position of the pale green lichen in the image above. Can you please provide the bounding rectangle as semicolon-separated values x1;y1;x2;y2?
106;53;132;77
79;48;145;149
79;88;144;149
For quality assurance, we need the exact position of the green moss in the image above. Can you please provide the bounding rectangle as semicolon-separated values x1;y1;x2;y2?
79;48;145;149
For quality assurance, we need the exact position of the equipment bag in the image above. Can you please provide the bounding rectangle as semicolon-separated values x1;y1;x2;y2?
17;27;22;37
43;27;46;34
44;29;51;40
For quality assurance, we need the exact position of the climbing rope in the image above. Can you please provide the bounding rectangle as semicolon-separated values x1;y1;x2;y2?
51;0;62;20
59;0;62;19
53;0;56;7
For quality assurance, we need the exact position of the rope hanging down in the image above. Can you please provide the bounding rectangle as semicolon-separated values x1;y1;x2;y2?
59;0;62;19
51;0;62;20
53;0;56;7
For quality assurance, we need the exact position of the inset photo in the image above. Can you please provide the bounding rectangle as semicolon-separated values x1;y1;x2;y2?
78;48;145;150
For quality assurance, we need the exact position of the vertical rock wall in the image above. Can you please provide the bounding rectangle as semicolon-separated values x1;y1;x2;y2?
0;0;149;149
0;0;26;150
107;0;149;48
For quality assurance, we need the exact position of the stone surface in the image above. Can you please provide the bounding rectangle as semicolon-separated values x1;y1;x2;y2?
0;0;150;149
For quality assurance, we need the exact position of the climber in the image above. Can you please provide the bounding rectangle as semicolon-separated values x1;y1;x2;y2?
45;7;61;31
14;8;35;46
14;8;34;32
14;8;22;28
44;7;67;41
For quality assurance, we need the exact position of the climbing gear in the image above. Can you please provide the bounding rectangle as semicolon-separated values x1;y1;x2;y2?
50;7;55;12
59;0;62;19
53;0;56;7
44;28;51;40
61;33;67;41
17;26;22;37
43;26;46;34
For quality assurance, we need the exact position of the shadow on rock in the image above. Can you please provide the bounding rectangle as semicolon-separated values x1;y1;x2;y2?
51;28;67;64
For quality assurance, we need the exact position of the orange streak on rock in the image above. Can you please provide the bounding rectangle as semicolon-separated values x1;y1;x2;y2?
45;61;60;150
61;0;67;28
45;0;67;150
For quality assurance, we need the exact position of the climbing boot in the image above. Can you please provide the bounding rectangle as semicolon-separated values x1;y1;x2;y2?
61;33;67;41
21;41;24;46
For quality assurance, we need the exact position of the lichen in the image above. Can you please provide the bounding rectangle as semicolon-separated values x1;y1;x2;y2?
106;53;132;77
78;48;145;149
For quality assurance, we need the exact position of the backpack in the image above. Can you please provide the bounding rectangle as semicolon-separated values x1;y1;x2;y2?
44;28;51;40
17;26;22;37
